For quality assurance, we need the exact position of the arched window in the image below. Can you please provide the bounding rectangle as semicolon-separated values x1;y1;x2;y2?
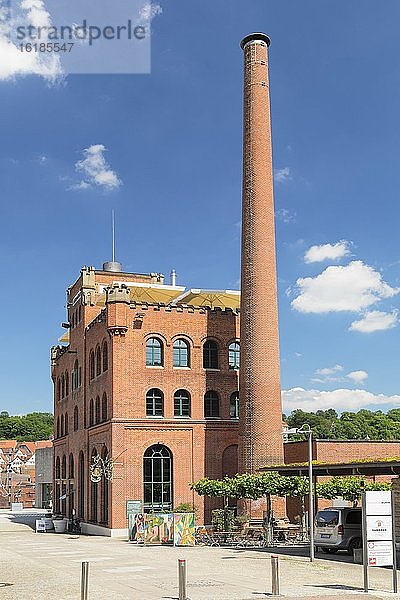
74;406;79;431
65;371;69;396
57;378;61;401
60;414;64;437
173;339;190;368
228;342;240;370
78;452;85;518
230;391;239;419
146;389;164;417
204;391;220;418
102;342;108;372
174;389;191;417
71;311;75;329
55;456;61;514
64;412;69;435
89;351;95;381
96;346;101;376
61;374;65;399
90;449;98;522
73;359;80;390
101;447;109;524
55;456;60;479
95;396;101;424
69;453;74;479
222;445;238;478
89;398;94;427
101;393;107;422
56;416;60;438
203;340;219;369
146;337;163;367
61;455;67;479
78;305;82;323
143;444;172;512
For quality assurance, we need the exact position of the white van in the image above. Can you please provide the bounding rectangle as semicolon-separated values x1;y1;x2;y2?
314;507;362;555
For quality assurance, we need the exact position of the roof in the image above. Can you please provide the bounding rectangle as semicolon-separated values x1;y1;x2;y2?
96;282;186;307
58;285;240;343
174;289;240;310
259;458;400;477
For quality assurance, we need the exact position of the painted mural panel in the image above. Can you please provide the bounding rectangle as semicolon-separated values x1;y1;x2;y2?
173;513;195;546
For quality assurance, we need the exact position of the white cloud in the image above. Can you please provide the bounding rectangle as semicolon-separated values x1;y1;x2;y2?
349;310;399;333
291;261;399;314
315;364;343;376
347;370;368;383
139;2;162;22
294;352;303;358
276;208;296;224
73;144;121;191
304;240;351;263
0;0;63;81
274;167;291;183
282;387;400;413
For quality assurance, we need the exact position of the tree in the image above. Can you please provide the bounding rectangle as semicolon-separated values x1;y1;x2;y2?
285;408;400;441
0;412;53;441
317;476;391;506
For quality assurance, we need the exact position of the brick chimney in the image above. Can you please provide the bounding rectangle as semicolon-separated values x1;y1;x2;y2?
238;33;284;473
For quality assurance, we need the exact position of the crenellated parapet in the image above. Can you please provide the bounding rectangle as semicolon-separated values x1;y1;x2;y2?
81;266;96;306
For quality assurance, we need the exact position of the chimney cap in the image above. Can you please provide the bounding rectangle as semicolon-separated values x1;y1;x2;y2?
240;33;271;49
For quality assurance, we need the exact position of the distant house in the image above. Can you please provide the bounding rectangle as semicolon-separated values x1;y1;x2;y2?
0;440;53;509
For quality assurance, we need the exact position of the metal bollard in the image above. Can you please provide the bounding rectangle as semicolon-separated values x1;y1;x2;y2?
178;558;187;600
81;561;89;600
271;554;280;596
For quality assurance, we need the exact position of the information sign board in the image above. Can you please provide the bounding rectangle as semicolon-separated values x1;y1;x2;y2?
126;500;142;518
366;515;392;541
367;541;393;567
365;491;392;516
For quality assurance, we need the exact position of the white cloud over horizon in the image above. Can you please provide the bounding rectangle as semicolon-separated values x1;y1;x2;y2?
72;144;121;191
282;387;400;413
349;310;399;333
291;260;399;314
304;240;351;263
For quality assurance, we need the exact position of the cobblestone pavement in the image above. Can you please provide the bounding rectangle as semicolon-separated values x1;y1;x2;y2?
0;513;397;599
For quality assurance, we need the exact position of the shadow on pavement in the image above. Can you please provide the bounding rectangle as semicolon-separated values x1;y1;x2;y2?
6;512;50;530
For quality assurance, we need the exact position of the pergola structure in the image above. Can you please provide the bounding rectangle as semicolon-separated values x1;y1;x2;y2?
260;459;400;478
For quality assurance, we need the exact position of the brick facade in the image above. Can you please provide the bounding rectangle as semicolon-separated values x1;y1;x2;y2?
52;267;241;531
239;35;283;473
285;440;400;520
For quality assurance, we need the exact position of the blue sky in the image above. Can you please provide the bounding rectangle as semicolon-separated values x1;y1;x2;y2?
1;0;400;415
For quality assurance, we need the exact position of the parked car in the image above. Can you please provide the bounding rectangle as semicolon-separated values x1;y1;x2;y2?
314;507;362;555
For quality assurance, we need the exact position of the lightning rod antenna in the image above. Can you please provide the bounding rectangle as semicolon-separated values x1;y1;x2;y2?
112;209;115;263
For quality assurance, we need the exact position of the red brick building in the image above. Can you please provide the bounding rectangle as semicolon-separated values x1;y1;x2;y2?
52;266;242;534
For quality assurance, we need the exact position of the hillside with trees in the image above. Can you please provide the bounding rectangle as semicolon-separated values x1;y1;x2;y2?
285;408;400;440
0;412;54;442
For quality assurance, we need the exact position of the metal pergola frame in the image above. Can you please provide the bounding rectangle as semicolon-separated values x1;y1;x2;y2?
259;459;400;478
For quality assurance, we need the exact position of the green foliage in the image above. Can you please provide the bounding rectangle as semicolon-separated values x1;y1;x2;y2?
173;503;197;514
0;412;53;442
192;472;310;501
212;508;235;532
286;408;400;440
317;476;392;504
